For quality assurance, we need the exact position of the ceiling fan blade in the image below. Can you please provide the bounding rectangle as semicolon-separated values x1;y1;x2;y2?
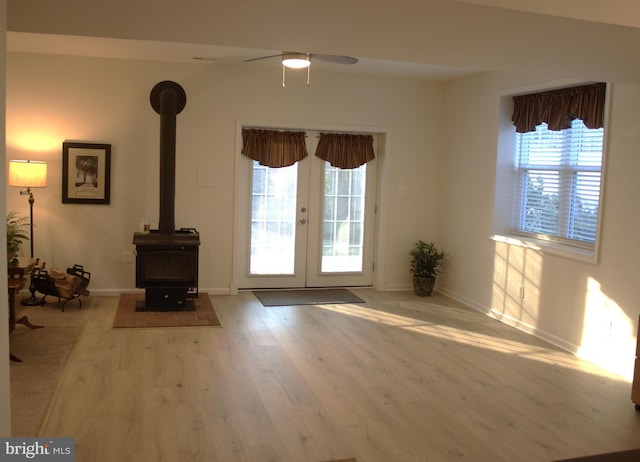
244;52;359;65
310;54;359;65
244;53;283;63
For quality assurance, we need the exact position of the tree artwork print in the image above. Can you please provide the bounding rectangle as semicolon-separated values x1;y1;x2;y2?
75;155;99;188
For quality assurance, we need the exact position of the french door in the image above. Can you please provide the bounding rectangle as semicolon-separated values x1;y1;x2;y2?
236;132;377;289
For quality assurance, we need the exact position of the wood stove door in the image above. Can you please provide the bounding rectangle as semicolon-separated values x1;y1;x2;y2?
236;134;377;289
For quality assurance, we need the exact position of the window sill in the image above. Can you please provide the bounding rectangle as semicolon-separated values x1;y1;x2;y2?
490;234;598;264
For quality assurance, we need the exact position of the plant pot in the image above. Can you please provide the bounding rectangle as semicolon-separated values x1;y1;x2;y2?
413;275;436;296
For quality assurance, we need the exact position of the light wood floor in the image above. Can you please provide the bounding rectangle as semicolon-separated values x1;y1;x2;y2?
38;290;640;461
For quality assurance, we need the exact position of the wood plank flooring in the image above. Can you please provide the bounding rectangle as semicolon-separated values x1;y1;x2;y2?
38;290;640;461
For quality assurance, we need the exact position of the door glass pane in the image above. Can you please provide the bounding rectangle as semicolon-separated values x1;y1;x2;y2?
321;163;366;272
250;161;298;274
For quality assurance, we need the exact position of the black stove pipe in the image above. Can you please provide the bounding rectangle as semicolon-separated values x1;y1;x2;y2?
150;81;186;235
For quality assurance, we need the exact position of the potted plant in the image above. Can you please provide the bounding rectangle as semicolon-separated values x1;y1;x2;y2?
6;211;30;265
409;240;446;296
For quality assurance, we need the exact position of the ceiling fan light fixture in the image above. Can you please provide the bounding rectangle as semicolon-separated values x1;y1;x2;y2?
282;53;310;69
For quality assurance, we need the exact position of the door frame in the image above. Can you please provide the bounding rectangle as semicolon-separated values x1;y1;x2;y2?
231;120;389;294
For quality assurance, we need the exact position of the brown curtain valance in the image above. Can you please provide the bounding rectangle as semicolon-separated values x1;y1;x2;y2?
512;82;606;133
315;133;375;169
242;129;308;168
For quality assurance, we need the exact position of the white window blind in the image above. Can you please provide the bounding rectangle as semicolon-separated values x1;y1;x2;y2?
513;119;604;248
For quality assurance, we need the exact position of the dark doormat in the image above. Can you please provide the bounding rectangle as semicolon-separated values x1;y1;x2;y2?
252;288;365;307
554;449;640;461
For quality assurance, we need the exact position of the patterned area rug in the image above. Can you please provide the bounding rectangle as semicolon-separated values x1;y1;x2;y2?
113;293;221;328
10;301;91;436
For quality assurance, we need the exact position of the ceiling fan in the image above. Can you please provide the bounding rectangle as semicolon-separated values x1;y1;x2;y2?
245;51;359;86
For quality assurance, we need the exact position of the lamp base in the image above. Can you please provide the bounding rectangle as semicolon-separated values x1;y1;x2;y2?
21;284;43;306
20;294;44;307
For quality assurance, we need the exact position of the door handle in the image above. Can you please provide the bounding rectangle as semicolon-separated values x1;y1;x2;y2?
297;218;307;224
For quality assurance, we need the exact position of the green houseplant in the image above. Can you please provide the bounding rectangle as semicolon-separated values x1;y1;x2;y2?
6;211;30;265
409;240;446;296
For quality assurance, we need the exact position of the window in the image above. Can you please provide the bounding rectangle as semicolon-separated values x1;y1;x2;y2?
513;119;604;248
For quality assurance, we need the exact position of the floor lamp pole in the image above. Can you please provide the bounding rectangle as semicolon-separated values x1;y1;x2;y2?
27;188;34;258
21;187;40;306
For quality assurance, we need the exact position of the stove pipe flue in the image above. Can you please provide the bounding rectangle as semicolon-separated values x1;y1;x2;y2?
150;81;187;235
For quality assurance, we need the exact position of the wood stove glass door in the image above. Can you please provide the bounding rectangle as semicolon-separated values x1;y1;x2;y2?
236;133;377;289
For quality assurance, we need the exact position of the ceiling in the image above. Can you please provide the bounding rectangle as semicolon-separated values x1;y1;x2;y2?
6;32;476;81
458;0;640;28
6;0;640;83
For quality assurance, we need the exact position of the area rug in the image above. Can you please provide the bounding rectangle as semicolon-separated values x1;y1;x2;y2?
554;449;640;461
113;293;221;328
252;288;365;307
10;301;91;436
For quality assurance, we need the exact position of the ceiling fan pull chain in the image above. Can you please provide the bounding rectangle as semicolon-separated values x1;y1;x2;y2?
307;65;310;86
282;65;286;87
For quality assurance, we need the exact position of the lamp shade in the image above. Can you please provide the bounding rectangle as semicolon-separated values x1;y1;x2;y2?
8;160;47;188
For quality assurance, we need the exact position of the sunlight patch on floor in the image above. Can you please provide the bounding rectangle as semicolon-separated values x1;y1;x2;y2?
315;301;628;382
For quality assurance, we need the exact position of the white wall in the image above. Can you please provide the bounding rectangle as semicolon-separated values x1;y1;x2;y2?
440;72;640;380
5;52;444;294
1;0;12;436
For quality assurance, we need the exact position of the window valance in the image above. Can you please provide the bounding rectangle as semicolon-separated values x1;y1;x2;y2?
241;129;308;168
315;133;375;169
511;82;606;133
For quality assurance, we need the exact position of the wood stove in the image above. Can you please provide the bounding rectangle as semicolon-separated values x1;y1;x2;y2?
133;228;199;310
133;81;200;311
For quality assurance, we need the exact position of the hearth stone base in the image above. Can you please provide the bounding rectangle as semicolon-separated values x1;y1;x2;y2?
135;288;196;312
135;299;196;312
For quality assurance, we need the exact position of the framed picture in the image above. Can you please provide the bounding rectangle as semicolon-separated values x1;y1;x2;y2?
62;142;111;204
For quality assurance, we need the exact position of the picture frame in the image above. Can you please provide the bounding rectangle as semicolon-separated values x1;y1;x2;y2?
62;142;111;204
